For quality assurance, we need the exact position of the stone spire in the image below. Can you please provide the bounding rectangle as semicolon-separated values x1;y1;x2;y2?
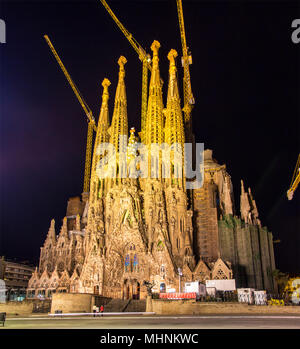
248;187;261;226
110;56;128;153
165;49;185;146
90;78;111;202
145;40;164;146
96;78;111;146
240;180;251;223
222;175;233;215
164;49;185;186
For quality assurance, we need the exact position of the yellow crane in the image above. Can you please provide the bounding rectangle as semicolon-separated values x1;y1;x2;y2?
287;154;300;200
44;35;96;194
176;0;195;143
99;0;151;142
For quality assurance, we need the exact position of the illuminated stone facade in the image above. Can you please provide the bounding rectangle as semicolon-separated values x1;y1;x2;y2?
27;42;276;300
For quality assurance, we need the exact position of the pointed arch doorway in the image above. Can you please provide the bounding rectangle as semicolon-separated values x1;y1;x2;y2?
123;279;140;299
132;280;140;300
123;279;131;299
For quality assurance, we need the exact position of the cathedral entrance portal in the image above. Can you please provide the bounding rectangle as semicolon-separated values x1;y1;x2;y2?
123;279;140;299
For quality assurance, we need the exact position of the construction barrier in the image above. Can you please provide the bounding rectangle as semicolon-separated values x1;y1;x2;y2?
159;292;197;300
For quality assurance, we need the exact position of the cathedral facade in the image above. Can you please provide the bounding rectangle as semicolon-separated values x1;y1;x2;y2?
27;41;276;300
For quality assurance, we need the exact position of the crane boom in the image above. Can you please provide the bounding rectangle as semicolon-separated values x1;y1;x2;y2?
99;0;151;142
287;154;300;200
99;0;151;66
177;0;188;56
176;0;195;142
44;35;96;129
44;34;96;193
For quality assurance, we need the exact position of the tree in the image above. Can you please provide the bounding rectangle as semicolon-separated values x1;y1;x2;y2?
143;280;155;296
272;269;289;296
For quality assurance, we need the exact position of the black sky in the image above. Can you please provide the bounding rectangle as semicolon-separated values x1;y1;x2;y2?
0;0;299;273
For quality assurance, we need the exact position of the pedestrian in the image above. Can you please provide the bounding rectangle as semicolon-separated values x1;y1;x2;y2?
100;305;104;317
92;305;97;317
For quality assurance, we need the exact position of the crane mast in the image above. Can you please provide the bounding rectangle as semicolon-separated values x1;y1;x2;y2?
99;0;151;142
287;154;300;200
44;35;96;194
176;0;195;143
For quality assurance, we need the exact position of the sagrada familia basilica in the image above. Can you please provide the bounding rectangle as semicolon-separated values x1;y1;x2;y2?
27;40;276;300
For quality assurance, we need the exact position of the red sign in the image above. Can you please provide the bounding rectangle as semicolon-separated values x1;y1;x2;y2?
159;292;196;299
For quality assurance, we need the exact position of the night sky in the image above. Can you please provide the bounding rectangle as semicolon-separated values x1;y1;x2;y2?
0;0;299;273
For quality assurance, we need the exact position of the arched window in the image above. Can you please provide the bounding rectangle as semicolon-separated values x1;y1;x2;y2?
160;283;166;293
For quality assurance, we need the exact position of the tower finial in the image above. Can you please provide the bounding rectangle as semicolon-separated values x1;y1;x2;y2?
167;49;178;71
101;78;111;102
102;77;111;88
151;40;161;55
118;56;127;78
151;40;161;68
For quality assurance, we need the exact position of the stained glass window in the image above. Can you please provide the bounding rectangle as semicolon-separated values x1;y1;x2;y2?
125;254;130;272
133;254;138;271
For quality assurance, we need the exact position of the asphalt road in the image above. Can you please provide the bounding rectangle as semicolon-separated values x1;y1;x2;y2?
2;314;300;329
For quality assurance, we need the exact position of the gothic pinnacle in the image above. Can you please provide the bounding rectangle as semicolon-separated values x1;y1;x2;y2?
241;179;245;193
48;219;56;240
59;216;68;237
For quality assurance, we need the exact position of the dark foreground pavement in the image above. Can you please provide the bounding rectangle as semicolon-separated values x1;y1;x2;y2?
1;314;300;329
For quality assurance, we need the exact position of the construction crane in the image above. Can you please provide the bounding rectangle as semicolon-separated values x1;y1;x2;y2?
176;0;195;143
44;35;96;194
99;0;151;142
287;154;300;200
